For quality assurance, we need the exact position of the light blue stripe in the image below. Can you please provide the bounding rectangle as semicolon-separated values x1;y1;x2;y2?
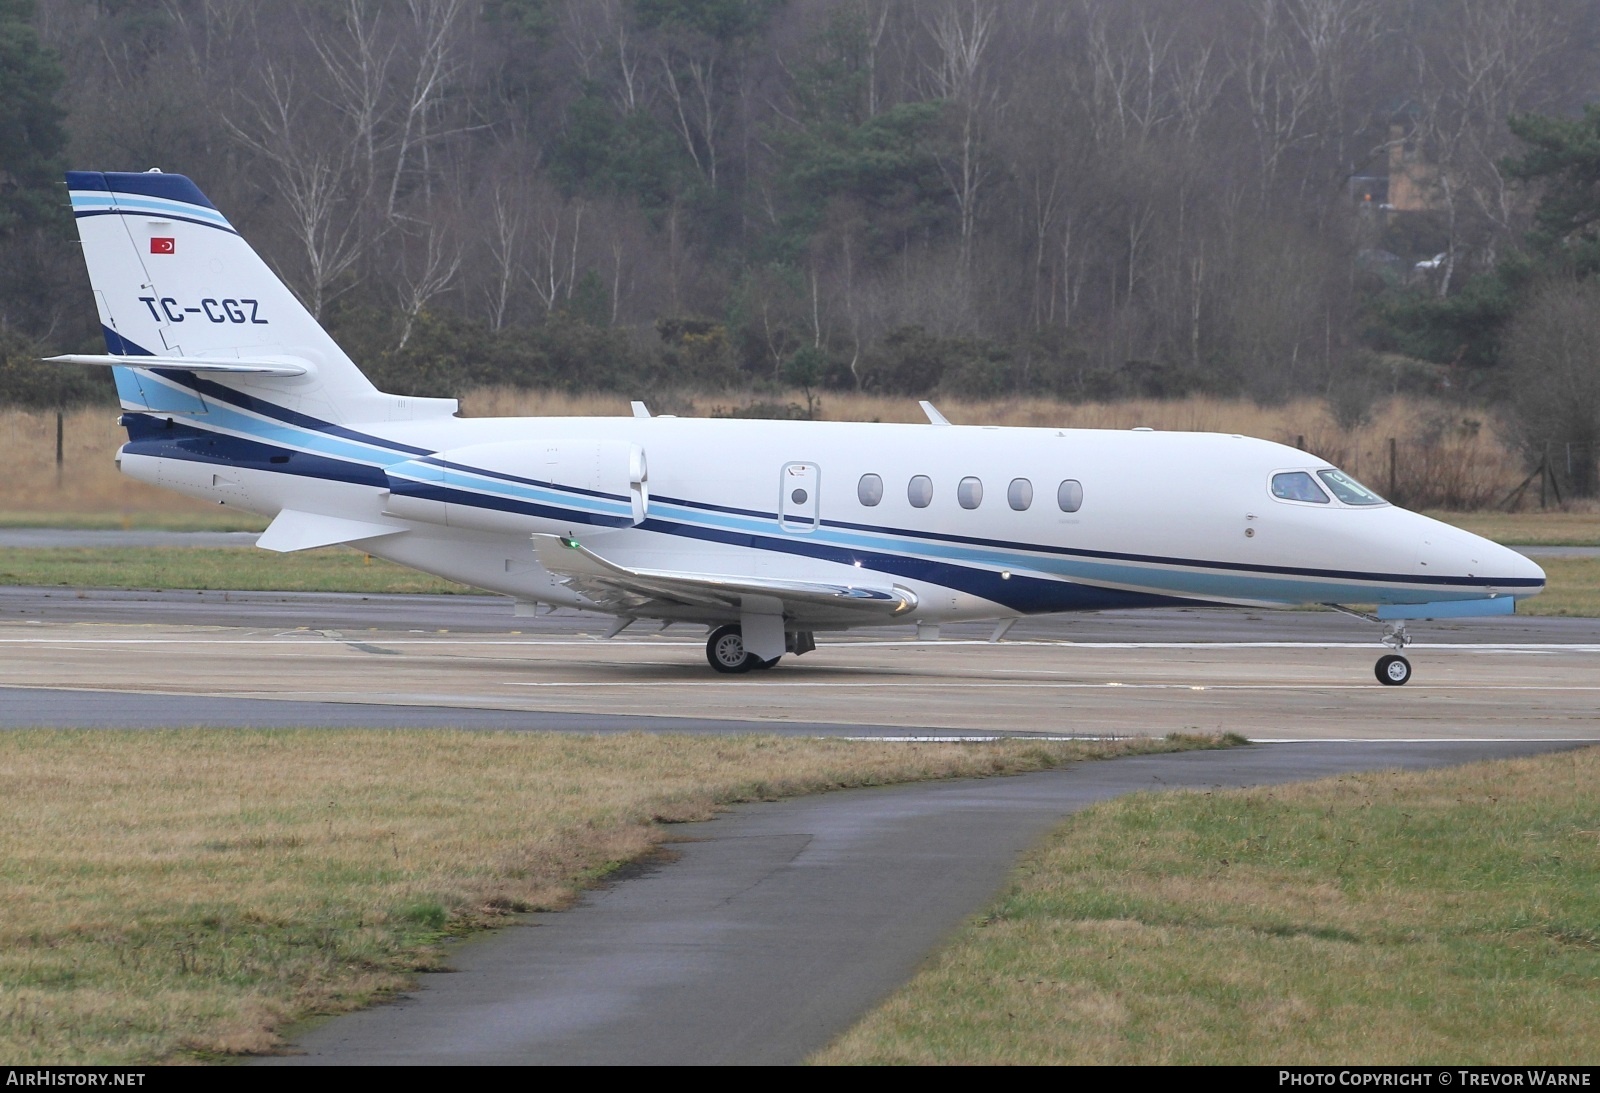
69;191;233;228
139;373;400;468
388;462;634;521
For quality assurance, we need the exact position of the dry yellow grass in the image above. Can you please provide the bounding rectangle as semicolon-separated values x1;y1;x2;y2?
0;729;1215;1064
817;747;1600;1065
0;408;223;520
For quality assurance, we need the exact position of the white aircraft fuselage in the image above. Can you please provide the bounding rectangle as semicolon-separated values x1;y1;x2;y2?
53;170;1545;681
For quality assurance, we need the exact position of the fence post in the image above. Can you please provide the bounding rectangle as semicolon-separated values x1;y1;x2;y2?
1388;437;1397;499
1541;442;1549;509
55;410;63;488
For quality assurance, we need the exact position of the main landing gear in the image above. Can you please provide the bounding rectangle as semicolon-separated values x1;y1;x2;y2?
705;624;779;674
704;624;815;673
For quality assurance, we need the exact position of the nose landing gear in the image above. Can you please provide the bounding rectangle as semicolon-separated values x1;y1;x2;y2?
1374;619;1411;686
1376;652;1412;686
1326;605;1413;686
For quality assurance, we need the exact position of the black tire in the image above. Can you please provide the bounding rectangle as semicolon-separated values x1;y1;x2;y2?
707;624;754;674
750;656;780;670
1375;654;1411;686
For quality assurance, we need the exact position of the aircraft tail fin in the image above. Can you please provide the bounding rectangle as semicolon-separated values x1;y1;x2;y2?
62;170;455;424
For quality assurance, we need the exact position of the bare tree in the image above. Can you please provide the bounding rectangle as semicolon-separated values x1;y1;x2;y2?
395;215;464;349
224;62;367;317
1409;0;1567;294
922;0;997;271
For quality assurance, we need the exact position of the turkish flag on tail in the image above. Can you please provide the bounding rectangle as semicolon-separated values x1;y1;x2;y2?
150;237;175;254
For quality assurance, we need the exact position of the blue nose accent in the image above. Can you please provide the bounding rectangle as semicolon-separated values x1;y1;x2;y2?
1377;597;1516;620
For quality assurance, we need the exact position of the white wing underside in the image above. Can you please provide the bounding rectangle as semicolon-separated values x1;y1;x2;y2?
530;533;918;621
256;509;409;552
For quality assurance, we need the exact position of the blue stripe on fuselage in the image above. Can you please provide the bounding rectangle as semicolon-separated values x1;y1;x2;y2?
121;414;389;488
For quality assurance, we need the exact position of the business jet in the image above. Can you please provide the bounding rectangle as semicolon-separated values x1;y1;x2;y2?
48;170;1545;684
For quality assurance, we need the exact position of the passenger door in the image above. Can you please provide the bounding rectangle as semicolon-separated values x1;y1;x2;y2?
779;462;819;533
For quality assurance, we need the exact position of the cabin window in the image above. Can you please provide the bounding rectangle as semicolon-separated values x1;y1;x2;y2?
1318;468;1386;506
908;475;933;508
857;473;883;507
958;477;983;509
1272;471;1330;503
1057;479;1083;512
1007;478;1033;511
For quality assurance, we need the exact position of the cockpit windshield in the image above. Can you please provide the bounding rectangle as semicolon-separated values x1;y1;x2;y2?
1271;471;1329;503
1317;468;1386;505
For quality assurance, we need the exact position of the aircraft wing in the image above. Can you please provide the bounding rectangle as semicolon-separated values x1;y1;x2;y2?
530;533;918;618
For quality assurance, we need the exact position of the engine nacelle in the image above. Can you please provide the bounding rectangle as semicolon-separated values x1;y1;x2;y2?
383;438;648;533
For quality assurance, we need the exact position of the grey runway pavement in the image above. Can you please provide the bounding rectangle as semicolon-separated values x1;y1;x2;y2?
265;739;1583;1066
5;583;1600;643
4;587;1598;737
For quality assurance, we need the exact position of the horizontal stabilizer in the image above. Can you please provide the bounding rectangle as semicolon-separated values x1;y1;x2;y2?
1376;596;1515;620
46;354;310;377
256;509;409;553
531;533;918;617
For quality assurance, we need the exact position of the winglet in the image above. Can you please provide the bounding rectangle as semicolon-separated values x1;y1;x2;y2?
919;400;951;426
631;401;651;418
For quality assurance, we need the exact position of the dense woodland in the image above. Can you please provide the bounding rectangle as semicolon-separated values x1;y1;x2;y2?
5;0;1600;486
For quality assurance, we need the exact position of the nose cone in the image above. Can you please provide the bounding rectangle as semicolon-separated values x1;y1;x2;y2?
1418;521;1545;595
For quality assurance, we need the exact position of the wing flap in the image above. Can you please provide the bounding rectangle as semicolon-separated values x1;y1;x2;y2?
530;533;918;618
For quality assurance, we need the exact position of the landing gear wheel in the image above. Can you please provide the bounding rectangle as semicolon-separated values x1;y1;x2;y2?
707;624;755;674
1376;654;1412;686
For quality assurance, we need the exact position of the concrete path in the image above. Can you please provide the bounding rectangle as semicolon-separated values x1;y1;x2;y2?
1517;545;1600;558
264;740;1580;1066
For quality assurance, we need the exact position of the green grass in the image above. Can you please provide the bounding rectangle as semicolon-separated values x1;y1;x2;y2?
0;546;471;594
0;729;1226;1063
817;746;1600;1065
1519;557;1600;616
